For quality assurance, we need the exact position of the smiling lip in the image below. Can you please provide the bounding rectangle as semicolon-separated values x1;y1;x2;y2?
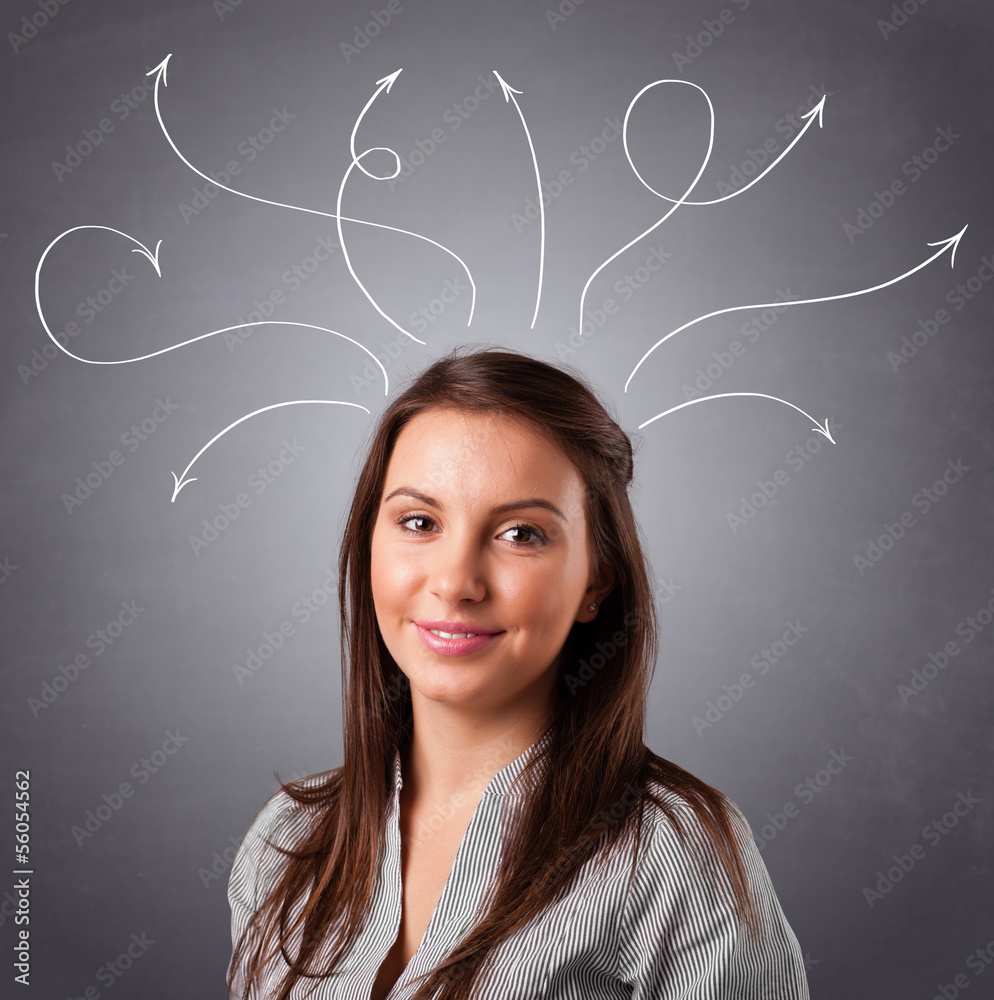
415;619;502;635
414;620;504;656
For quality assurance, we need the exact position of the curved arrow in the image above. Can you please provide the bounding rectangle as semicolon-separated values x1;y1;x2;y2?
495;70;544;328
625;225;969;392
147;55;476;328
639;392;836;442
337;148;422;344
171;399;370;501
351;68;403;181
577;80;714;336
34;226;389;393
579;83;827;334
630;95;826;207
343;68;424;342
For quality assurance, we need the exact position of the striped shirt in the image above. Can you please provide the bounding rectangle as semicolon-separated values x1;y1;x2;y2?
228;730;810;998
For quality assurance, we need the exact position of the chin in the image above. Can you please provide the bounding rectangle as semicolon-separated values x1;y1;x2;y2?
407;660;496;699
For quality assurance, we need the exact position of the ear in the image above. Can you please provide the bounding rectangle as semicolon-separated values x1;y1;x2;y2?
578;561;617;623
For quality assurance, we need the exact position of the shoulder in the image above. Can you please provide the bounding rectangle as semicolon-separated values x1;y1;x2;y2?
247;774;325;841
620;776;767;930
253;769;340;845
635;775;753;871
616;779;810;996
229;772;336;909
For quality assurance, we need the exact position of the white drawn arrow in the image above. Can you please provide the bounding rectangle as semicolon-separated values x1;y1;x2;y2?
34;226;389;392
495;70;544;329
578;82;825;333
625;225;969;392
577;80;713;336
639;392;836;442
337;132;421;347
171;399;370;502
341;69;426;342
337;149;418;342
351;68;403;180
633;96;826;207
148;55;476;331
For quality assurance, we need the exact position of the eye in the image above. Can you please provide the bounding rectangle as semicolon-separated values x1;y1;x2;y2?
498;523;545;546
396;513;438;536
393;513;546;547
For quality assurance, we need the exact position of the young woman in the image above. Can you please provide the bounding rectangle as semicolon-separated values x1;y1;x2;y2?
227;345;810;999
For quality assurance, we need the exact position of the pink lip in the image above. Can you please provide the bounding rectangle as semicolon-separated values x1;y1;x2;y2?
415;619;501;634
414;622;504;656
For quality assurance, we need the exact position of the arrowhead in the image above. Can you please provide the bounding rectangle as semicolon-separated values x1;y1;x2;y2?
493;70;522;102
131;238;163;277
812;419;836;444
147;54;171;87
802;95;827;128
927;223;969;269
376;68;403;92
170;470;197;503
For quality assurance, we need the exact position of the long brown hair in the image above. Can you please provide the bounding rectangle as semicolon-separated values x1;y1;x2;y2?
228;344;759;999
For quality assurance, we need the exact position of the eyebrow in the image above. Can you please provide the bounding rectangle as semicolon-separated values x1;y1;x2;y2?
382;487;568;523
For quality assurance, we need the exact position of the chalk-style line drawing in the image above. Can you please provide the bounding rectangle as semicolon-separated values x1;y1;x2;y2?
639;392;835;441
636;98;826;207
351;69;404;181
148;55;476;335
577;80;713;336
340;70;424;343
495;71;544;329
578;80;825;336
34;225;389;392
171;399;369;502
338;72;421;342
43;58;966;501
625;226;968;392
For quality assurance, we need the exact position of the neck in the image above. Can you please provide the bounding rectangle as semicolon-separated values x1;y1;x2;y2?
399;707;549;811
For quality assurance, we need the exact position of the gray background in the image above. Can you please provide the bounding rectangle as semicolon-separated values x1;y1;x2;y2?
1;0;992;996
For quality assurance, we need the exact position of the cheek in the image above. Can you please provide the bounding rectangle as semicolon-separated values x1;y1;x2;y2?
370;529;416;606
369;527;395;606
503;560;576;624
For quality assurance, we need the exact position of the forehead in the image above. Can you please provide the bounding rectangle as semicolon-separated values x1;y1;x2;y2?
384;407;586;511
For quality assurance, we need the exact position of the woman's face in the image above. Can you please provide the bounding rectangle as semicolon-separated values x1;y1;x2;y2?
370;406;613;725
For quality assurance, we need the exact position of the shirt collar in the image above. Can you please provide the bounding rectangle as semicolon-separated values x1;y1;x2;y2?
391;726;554;800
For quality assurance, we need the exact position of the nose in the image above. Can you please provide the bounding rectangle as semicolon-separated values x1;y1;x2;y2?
427;527;487;606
